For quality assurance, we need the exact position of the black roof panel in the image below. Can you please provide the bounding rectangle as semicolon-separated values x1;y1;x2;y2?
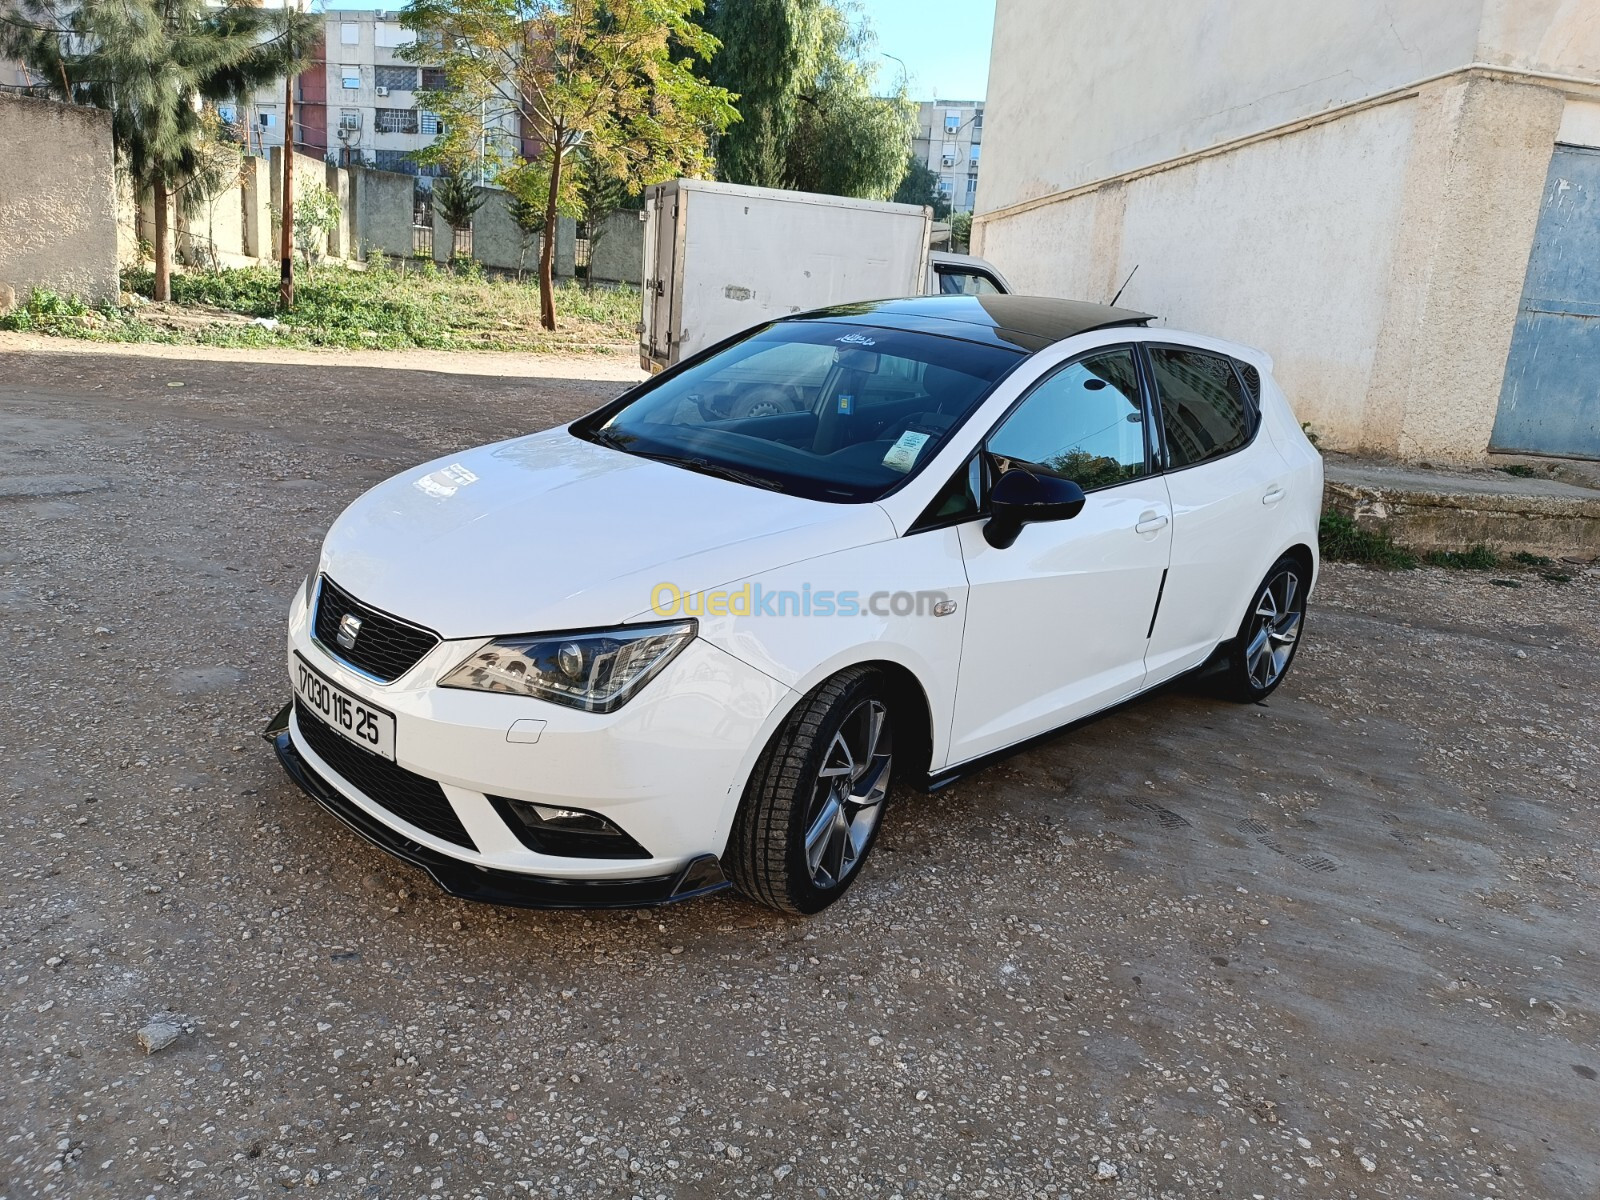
790;294;1155;354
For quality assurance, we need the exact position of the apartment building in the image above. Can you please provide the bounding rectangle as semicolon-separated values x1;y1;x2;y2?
910;99;984;213
232;9;521;179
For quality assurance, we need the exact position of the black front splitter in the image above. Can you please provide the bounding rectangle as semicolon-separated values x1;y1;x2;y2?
267;707;730;910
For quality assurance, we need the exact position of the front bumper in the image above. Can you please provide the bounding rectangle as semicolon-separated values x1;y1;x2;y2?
269;707;731;908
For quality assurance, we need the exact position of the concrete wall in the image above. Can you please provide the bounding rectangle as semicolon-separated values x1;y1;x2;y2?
975;0;1599;461
0;93;119;304
268;147;347;261
351;165;414;259
587;209;645;284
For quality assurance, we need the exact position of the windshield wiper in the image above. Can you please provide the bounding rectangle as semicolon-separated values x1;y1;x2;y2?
675;457;786;491
586;429;785;492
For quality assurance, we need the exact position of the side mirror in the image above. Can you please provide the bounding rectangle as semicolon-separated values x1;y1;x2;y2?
983;468;1086;549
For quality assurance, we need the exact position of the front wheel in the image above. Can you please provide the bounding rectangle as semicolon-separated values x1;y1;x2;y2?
726;667;894;914
1216;555;1308;703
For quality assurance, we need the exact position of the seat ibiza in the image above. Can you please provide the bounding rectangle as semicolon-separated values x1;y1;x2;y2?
270;295;1321;914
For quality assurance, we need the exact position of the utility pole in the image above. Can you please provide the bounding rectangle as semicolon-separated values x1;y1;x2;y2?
278;12;297;310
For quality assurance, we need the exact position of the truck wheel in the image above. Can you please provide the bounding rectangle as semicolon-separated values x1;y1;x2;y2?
726;667;894;914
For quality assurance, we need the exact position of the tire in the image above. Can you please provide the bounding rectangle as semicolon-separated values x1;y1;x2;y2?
726;667;894;914
727;384;799;419
1215;554;1308;703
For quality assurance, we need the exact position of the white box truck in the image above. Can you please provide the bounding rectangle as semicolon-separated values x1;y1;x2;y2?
639;180;1007;372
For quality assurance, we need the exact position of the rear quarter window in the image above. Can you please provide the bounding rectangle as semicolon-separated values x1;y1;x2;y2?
1148;346;1255;469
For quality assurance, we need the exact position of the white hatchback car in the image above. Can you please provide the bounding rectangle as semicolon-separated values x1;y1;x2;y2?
270;295;1322;914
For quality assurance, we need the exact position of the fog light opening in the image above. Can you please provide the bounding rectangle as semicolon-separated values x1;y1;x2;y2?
488;796;651;860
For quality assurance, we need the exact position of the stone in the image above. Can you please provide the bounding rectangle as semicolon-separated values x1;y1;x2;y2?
137;1021;181;1054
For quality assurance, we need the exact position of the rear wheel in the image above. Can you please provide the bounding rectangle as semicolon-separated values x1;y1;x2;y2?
1216;555;1307;703
726;667;893;914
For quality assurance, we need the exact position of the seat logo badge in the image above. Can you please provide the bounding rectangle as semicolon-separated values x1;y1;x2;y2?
336;613;363;649
933;599;958;617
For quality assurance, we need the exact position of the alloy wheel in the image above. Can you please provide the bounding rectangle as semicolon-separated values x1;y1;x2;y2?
1244;569;1303;690
802;700;892;889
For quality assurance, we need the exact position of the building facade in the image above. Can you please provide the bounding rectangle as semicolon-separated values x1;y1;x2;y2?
911;99;984;213
975;0;1600;462
233;9;521;180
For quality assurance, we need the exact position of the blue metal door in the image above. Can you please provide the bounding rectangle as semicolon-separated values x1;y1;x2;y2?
1490;144;1600;459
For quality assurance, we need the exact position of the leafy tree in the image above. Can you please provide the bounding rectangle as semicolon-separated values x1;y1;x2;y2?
701;0;823;188
399;0;736;329
433;169;487;260
893;152;949;220
949;209;972;253
702;0;914;200
573;153;631;288
1;0;316;300
783;3;915;200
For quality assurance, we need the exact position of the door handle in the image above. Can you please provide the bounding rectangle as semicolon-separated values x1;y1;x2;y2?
1134;512;1169;535
1262;485;1286;506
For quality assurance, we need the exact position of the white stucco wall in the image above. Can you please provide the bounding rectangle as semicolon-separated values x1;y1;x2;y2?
978;99;1419;448
980;0;1600;218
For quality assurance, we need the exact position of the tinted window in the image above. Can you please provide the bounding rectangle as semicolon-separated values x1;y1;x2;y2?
1234;360;1262;408
572;321;1021;503
986;348;1148;491
1149;347;1253;468
937;269;1002;296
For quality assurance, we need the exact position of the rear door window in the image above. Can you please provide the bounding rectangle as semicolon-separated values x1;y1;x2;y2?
1147;346;1255;469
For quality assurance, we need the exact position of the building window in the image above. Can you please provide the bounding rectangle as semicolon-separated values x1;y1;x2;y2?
941;141;957;166
966;175;978;200
937;178;953;196
374;21;413;48
339;109;361;131
374;107;419;135
969;143;981;163
419;111;445;136
340;21;359;45
258;107;277;128
944;110;960;132
420;67;448;91
341;69;360;90
375;65;417;92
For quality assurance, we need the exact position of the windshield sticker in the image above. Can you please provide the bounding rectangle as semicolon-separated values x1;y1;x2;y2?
835;332;877;347
414;462;479;499
882;430;931;474
837;394;854;415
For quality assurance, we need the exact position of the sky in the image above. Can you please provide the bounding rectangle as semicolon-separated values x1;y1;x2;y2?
860;0;995;102
313;0;997;103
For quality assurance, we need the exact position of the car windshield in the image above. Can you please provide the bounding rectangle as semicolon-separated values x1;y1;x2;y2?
572;321;1023;502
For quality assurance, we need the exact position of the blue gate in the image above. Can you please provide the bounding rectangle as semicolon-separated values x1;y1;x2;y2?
1490;144;1600;459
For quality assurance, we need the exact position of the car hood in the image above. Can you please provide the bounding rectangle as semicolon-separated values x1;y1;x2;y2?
319;428;896;639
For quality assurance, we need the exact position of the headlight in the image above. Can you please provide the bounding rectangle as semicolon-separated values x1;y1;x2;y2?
439;620;696;713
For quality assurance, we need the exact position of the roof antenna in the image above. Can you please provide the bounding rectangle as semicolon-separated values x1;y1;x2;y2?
1110;265;1139;308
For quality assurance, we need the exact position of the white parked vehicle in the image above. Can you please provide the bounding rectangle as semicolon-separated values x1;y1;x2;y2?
639;179;1007;371
271;295;1322;914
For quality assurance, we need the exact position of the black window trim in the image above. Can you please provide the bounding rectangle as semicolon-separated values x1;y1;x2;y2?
933;263;1005;295
908;341;1158;534
1137;341;1263;475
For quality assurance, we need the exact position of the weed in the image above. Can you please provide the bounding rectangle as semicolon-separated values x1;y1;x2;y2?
1424;546;1499;570
1496;464;1539;479
1301;422;1322;449
1510;551;1553;567
1318;513;1417;569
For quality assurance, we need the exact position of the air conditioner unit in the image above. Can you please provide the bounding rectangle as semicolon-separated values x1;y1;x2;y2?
376;85;389;96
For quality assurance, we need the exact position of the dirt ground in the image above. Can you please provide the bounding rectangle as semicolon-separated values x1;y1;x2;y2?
2;339;1597;1200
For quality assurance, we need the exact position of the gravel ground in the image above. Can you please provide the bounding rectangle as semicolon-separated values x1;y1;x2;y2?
2;344;1597;1200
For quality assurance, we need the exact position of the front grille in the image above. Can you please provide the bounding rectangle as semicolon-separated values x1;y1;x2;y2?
293;701;476;850
313;576;440;682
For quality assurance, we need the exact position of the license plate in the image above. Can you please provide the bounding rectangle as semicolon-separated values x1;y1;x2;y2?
293;652;397;761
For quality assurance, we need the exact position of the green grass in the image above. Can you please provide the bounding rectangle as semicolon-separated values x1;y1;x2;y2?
1;264;639;355
1318;513;1418;569
1495;464;1539;479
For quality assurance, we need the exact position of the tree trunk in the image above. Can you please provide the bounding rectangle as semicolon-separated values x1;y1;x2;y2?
279;73;296;310
152;180;172;303
539;141;563;331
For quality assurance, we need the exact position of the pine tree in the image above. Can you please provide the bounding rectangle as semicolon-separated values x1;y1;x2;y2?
1;0;317;300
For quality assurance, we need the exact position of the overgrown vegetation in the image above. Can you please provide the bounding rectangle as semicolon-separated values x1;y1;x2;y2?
1423;545;1499;570
1317;513;1418;569
0;265;637;354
